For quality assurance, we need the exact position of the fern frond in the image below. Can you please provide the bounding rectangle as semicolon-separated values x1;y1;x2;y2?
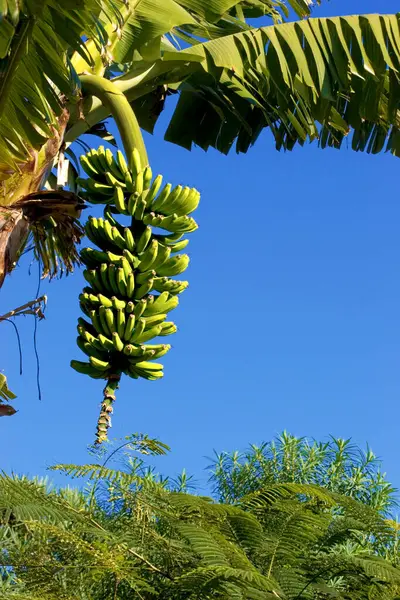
176;523;231;566
242;483;337;510
50;463;144;486
172;565;283;598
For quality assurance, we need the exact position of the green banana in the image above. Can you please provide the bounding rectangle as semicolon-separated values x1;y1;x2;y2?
133;299;146;318
143;313;167;328
126;301;135;314
134;170;144;196
121;257;132;281
90;356;111;371
134;196;147;221
138;240;158;272
123;314;136;341
80;154;102;179
136;226;152;254
112;297;126;310
123;249;140;269
104;308;116;334
123;344;147;357
105;171;126;188
134;361;163;371
83;269;101;292
77;325;99;347
126;272;135;297
107;265;120;296
105;148;125;180
145;174;162;207
145;344;171;359
112;332;124;353
133;324;163;344
132;366;164;380
117;267;127;297
158;185;187;215
153;278;189;295
110;227;127;251
143;293;179;316
127;191;140;216
143;166;153;190
134;278;154;300
98;293;113;309
130;317;146;342
130;148;142;177
96;146;109;172
124;228;135;251
151;243;171;272
71;360;109;379
136;269;155;285
77;337;109;362
98;306;112;336
114;186;128;215
159;322;177;336
89;310;103;336
128;349;156;363
98;334;114;351
168;238;190;253
177;188;200;216
116;150;129;176
142;212;165;229
81;248;123;267
116;309;126;339
87;150;104;175
156;254;190;277
100;263;112;293
151;183;172;212
125;170;134;192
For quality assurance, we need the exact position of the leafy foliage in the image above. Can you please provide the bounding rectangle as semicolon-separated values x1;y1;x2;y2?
1;436;400;599
209;431;397;513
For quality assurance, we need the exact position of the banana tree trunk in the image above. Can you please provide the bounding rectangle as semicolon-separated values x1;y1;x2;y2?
0;110;69;287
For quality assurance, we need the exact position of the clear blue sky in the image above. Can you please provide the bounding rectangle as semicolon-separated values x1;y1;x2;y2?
1;1;399;493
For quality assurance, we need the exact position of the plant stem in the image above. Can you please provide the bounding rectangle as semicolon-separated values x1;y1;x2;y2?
79;75;148;169
95;374;121;445
66;60;198;144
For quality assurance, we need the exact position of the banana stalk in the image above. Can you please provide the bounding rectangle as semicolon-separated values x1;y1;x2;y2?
79;75;148;172
96;375;121;444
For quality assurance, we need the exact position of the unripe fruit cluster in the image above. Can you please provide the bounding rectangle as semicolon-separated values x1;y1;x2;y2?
71;146;199;443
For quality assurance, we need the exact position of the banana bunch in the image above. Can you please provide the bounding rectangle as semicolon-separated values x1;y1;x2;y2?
72;146;199;444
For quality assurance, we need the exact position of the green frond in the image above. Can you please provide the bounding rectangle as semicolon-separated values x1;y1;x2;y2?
162;13;400;157
348;555;400;584
0;474;87;524
242;482;338;510
0;0;125;172
172;565;282;598
49;463;144;486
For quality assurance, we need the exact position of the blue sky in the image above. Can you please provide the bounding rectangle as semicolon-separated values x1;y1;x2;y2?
1;1;400;493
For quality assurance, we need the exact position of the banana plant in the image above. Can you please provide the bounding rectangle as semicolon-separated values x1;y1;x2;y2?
1;0;399;286
1;0;399;420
